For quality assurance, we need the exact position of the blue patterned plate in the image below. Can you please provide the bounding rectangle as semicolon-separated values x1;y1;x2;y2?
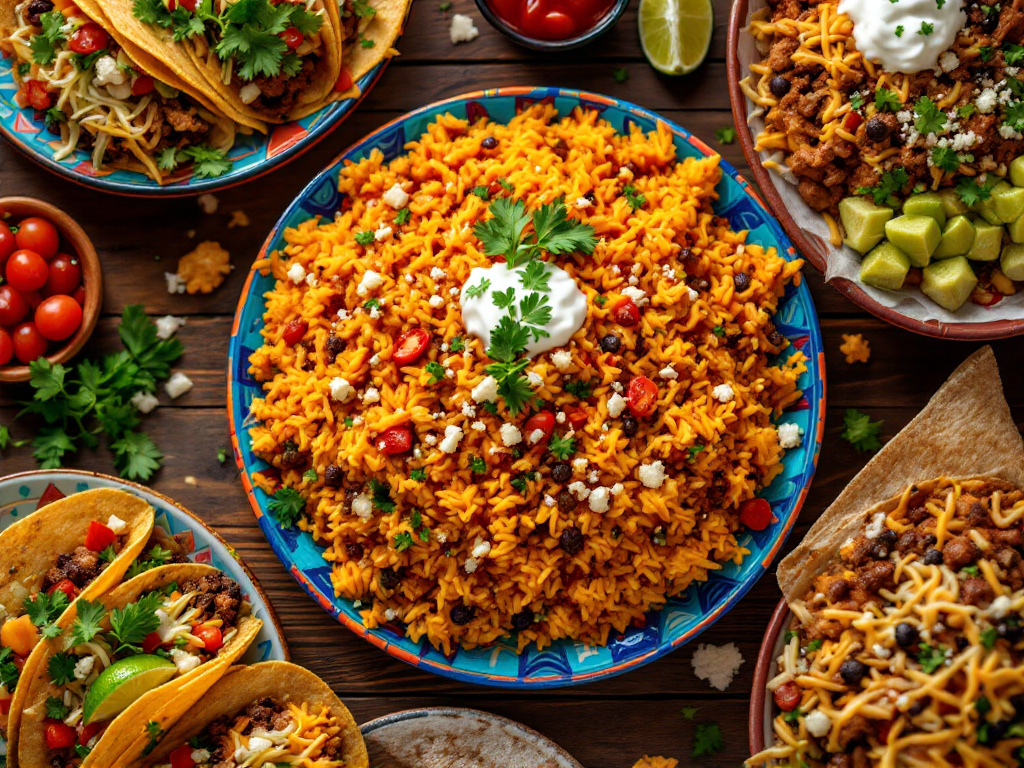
228;87;826;688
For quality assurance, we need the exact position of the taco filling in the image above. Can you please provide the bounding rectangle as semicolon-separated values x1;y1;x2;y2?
40;573;250;765
1;0;236;181
156;696;352;768
748;478;1024;768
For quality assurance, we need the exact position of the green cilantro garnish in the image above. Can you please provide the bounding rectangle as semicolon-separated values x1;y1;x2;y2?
217;447;229;464
595;295;607;307
1003;101;1024;133
425;361;445;385
0;648;19;691
99;545;117;563
612;67;629;83
916;643;946;673
681;706;699;720
564;380;592;399
857;166;909;207
784;630;799;642
935;0;945;6
354;230;375;246
470;456;487;474
917;21;934;35
913;96;946;134
410;468;426;482
449;336;465;352
69;599;105;647
465;278;491;299
26;590;70;631
268;487;305;527
841;408;884;452
177;145;232;179
359;35;374;49
712;325;725;337
961;564;980;577
932;146;969;173
125;544;173;579
957;103;977;118
510;472;531;493
622;185;646;210
1005;44;1024;66
979;46;994;62
692;722;724;758
976;696;991;715
48;652;78;686
805;639;824;653
370;478;396;513
157;146;181;172
363;298;381;311
303;468;318;482
418;528;430;542
343;417;354;428
142;721;164;756
30;11;66;65
471;185;490;200
475;196;596;269
43;107;66;130
108;592;163;653
351;0;375;17
783;708;803;724
395;208;411;226
548;434;575;460
714;126;737;144
955;176;994;207
687;445;705;461
875;87;901;112
497;177;514;192
393;531;414;551
439;1;452;9
849;92;864;111
981;627;998;649
45;696;70;720
895;24;904;37
17;62;30;76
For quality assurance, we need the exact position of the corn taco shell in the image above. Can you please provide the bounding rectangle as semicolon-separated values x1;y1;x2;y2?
777;346;1024;603
331;0;412;104
139;661;368;768
16;563;261;768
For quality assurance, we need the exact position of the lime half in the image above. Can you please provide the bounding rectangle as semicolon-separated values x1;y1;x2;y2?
638;0;714;75
81;654;177;725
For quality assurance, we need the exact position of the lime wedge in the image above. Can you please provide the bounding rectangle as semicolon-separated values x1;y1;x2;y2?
81;654;177;725
638;0;714;75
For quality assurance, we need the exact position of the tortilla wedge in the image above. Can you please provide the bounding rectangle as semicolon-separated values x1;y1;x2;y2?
1;490;155;761
15;563;262;768
139;661;368;768
330;0;412;105
777;346;1024;603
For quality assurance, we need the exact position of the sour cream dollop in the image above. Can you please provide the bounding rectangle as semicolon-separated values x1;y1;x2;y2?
837;0;966;74
460;261;587;357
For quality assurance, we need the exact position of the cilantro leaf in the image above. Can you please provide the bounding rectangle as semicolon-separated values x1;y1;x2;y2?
841;409;884;453
474;197;530;264
108;592;163;653
714;126;737;144
874;87;901;112
425;360;445;384
449;336;465;352
470;456;487;474
917;21;934;35
1005;43;1024;66
849;92;864;111
980;626;998;649
916;643;945;673
45;696;70;720
370;478;396;513
931;146;962;173
857;167;909;207
612;67;628;83
125;544;173;580
179;145;232;179
518;260;551;292
157;147;180;172
395;208;411;226
517;293;552;340
1003;100;1024;133
25;590;69;629
955;176;994;207
465;278;491;299
913;96;946;135
393;531;414;551
692;722;724;758
268;487;305;527
30;11;66;65
68;600;106;647
622;185;646;211
471;185;490;200
492;288;516;309
410;468;426;482
142;721;164;756
681;706;699;720
355;230;375;246
530;198;597;259
48;652;78;686
563;380;592;399
486;315;531;364
111;431;163;481
548;434;575;460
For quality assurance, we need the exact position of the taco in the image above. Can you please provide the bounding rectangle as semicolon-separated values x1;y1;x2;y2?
0;0;243;183
0;490;154;750
333;0;410;101
140;661;368;768
14;563;262;768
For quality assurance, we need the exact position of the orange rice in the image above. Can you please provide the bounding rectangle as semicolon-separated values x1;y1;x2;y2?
247;104;806;653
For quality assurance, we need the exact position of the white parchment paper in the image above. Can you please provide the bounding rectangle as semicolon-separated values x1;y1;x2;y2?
737;0;1024;324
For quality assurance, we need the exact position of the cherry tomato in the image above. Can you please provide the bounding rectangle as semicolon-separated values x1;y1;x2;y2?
35;295;82;342
739;498;773;531
131;75;155;96
0;698;11;715
6;250;49;292
523;411;555;444
612;297;640;326
22;290;43;310
68;22;109;54
773;681;801;712
626;375;658;417
44;254;82;296
0;224;16;266
193;623;223;652
22;80;52;111
47;579;78;600
280;27;303;49
11;323;47;364
44;720;78;751
78;721;104;746
281;318;307;345
843;111;864;132
334;66;353;93
73;286;86;306
564;404;589;429
84;520;116;552
169;744;196;768
0;329;12;367
16;218;59;260
0;286;30;326
142;632;163;654
376;425;413;456
393;328;431;365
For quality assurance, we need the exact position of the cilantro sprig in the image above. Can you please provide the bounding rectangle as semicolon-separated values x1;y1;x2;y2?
841;408;884;453
108;592;163;653
157;145;232;179
269;487;305;528
857;167;909;207
30;11;66;65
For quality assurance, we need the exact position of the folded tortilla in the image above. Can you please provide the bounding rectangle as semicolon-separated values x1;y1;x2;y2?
332;0;412;103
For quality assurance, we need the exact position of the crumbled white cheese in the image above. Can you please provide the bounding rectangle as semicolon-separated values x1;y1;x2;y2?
370;353;381;366
988;595;1012;620
449;13;479;43
165;272;186;294
500;423;522;446
191;750;211;764
471;537;491;559
778;423;803;449
428;295;445;308
374;225;393;241
575;197;593;209
238;82;261;105
155;315;186;341
865;512;888;540
329;377;355;403
357;270;384;296
687;287;699;302
711;383;735;403
587;469;599;484
362;387;380;405
439;424;464;454
589;487;611;512
130;391;159;414
621;286;648;306
383;608;398;622
572;457;588;474
611;483;624;496
92;55;124;87
550;349;573;371
872;643;892;659
382;183;410;209
429;267;445;280
544;495;556;507
555;411;567;424
638;461;667;489
234;737;273;763
659;365;678;380
352;493;372;519
423;434;438;446
568;481;590;501
73;655;95;681
939;51;959;72
607;392;627;418
691;642;744;691
287;262;306;285
164;372;193;400
460;401;476;418
106;514;127;534
977;88;998;113
464;557;479;574
471;375;499;403
528;428;546;445
805;710;832;738
527;371;544;387
170;648;202;675
471;420;486;431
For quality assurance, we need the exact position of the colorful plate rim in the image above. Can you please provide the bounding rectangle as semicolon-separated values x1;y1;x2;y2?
749;597;792;756
0;468;290;664
725;0;1024;341
227;86;827;688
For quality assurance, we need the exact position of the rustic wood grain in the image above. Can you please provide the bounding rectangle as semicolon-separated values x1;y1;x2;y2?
1;8;1023;766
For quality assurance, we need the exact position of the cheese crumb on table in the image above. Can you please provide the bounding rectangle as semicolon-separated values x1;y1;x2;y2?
155;315;186;340
691;642;744;691
130;391;159;414
164;372;193;400
840;333;871;364
449;13;479;44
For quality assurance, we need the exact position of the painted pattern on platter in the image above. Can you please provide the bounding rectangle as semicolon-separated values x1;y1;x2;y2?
228;87;827;688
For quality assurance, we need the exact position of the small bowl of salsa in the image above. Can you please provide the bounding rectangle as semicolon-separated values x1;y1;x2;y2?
476;0;630;50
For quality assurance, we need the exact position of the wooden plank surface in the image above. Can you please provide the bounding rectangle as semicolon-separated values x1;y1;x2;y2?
1;2;1023;765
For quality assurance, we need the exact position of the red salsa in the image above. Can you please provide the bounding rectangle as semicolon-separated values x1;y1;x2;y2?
487;0;617;40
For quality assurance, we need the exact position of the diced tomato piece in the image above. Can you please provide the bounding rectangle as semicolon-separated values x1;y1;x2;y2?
376;425;413;456
192;623;223;652
612;297;640;326
280;26;303;49
773;681;801;712
179;0;198;9
0;698;11;715
47;579;78;600
282;318;307;345
131;75;155;96
739;498;773;531
44;720;77;751
21;80;52;111
393;328;430;365
522;411;555;444
78;721;103;746
67;23;108;55
334;67;353;93
626;375;658;417
563;405;588;429
169;744;196;768
84;520;116;552
843;111;863;131
142;631;163;654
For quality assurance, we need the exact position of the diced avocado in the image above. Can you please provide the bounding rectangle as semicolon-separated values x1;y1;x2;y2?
1009;214;1024;244
883;215;941;267
992;183;1024;224
939;188;969;217
860;241;911;291
901;193;947;228
839;197;894;254
1010;156;1024;188
1001;243;1024;280
966;221;1004;261
932;215;975;259
971;182;1011;226
921;257;978;312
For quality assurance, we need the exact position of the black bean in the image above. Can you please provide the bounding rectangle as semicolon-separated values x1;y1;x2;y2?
865;116;891;142
450;604;474;625
511;609;533;632
584;190;596;204
767;329;784;347
688;277;710;292
955;635;969;651
325;335;344;363
981;11;998;33
345;542;363;559
599;334;622;354
325;465;344;487
552;139;569;160
25;0;52;24
559;526;584;555
734;272;751;292
895;622;919;648
551;462;572;484
621;414;639;437
556;490;577;512
923;548;943;565
908;699;926;715
998;621;1023;642
379;567;401;590
769;75;791;98
481;136;498;150
839;659;869;685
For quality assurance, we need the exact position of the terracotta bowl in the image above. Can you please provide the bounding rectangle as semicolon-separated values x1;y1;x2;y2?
725;0;1024;340
749;597;793;756
0;197;102;382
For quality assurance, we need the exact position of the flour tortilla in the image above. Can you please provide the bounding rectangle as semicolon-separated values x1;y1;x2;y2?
777;346;1024;603
140;661;368;768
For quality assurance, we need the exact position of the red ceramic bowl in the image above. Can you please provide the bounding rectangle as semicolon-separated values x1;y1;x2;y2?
749;597;792;756
726;0;1024;340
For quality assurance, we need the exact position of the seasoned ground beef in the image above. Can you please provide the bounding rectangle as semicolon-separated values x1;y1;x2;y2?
180;573;243;626
42;546;104;591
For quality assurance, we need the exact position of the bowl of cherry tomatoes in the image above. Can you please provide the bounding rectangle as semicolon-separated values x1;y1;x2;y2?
0;198;101;382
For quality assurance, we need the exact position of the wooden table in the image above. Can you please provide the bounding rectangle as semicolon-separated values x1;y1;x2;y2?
2;2;1023;765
